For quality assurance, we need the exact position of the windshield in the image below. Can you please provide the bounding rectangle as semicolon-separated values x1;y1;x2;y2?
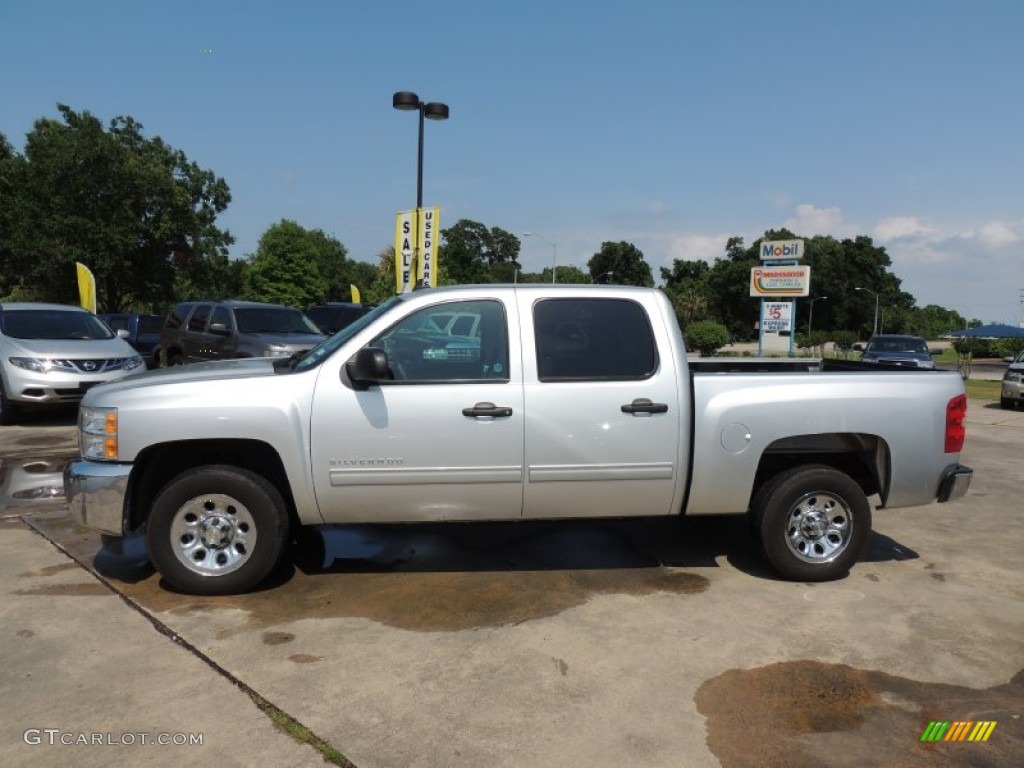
234;307;321;334
866;337;929;354
292;296;405;372
0;309;116;340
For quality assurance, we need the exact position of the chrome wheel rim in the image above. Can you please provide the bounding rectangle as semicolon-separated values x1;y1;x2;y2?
169;493;258;576
784;491;852;564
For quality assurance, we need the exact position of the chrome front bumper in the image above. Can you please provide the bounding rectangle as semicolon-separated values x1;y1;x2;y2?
63;459;133;536
937;464;973;503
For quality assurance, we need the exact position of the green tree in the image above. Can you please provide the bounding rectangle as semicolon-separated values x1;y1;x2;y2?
685;320;730;356
587;241;653;286
242;220;328;307
1;105;232;311
439;219;521;284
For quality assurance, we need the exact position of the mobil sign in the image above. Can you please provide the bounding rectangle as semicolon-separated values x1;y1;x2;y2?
750;265;811;297
760;239;804;260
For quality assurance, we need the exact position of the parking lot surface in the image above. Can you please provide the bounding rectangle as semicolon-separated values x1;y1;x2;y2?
1;401;1021;767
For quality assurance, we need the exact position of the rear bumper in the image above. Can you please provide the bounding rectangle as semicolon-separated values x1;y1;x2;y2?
937;464;972;503
63;459;132;536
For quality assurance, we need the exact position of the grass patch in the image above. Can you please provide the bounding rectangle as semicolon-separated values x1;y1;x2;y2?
965;379;1000;401
256;699;354;767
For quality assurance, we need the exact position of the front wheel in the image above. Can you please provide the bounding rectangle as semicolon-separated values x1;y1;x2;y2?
1000;397;1015;410
0;380;19;426
147;465;289;595
753;465;871;582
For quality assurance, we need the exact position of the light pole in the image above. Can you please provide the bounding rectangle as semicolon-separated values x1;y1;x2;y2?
808;296;828;339
855;287;879;336
393;91;449;288
522;232;558;283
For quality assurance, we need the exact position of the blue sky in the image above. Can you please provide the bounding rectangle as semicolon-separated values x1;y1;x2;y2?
2;0;1022;322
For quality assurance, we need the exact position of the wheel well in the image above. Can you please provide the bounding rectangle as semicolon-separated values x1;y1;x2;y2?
750;433;888;509
127;439;298;532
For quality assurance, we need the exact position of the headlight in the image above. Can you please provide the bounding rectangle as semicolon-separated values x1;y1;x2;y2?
9;357;76;373
110;355;145;371
263;344;289;357
80;406;118;460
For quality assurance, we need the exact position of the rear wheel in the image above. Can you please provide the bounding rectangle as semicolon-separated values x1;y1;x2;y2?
753;465;871;582
147;465;289;595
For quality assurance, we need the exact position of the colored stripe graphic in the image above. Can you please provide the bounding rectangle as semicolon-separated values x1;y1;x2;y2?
968;721;997;742
921;720;997;742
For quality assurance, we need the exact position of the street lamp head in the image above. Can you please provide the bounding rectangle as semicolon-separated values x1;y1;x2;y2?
424;102;449;121
392;91;420;111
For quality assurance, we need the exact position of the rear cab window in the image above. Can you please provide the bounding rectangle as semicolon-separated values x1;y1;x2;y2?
533;298;658;381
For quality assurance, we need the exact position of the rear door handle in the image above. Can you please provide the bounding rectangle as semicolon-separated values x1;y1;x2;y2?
463;402;513;418
621;398;668;414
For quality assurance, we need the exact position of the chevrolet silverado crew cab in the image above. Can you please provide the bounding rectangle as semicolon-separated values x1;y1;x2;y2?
64;285;972;595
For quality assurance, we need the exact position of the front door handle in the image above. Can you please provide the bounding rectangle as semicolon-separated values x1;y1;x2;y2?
621;398;668;414
463;402;513;418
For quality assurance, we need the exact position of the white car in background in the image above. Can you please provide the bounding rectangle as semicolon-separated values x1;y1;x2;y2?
0;302;144;425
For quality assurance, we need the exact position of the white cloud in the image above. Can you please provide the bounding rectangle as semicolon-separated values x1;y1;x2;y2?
875;216;936;241
784;203;848;236
974;221;1020;247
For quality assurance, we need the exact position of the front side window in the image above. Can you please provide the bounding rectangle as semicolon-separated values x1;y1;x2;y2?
534;298;658;381
210;307;233;329
371;300;509;383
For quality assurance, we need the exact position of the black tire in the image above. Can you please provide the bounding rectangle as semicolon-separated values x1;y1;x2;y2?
147;465;289;595
1000;397;1015;410
753;465;871;582
0;380;19;426
168;351;185;366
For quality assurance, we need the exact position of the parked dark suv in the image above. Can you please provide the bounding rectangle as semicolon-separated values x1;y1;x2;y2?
100;313;165;368
158;300;326;366
305;303;375;335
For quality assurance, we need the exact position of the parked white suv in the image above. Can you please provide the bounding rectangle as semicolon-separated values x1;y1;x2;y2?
0;303;144;425
1001;350;1024;410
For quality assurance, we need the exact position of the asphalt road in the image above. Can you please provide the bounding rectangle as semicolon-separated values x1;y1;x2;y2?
1;399;1022;767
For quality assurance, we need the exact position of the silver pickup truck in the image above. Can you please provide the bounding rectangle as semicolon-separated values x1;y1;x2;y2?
64;285;972;594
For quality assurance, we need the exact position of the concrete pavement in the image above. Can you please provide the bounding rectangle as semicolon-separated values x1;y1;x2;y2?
0;398;1021;767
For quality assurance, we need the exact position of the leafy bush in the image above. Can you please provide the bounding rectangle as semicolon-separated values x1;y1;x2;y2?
831;330;857;359
685;320;730;357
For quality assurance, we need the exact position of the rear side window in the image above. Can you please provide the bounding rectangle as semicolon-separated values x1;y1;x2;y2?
534;298;658;381
187;305;211;332
166;303;193;330
105;315;129;332
139;315;165;334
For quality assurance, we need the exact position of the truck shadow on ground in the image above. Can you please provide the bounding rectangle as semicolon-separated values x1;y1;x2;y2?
24;510;922;633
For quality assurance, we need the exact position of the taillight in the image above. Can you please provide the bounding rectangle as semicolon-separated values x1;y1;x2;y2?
945;394;967;453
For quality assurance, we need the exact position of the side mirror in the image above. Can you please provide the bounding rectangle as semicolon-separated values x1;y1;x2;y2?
208;323;231;336
116;329;130;339
852;343;863;352
345;347;390;388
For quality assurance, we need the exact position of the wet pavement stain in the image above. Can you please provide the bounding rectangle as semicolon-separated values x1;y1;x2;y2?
17;562;78;578
696;661;1023;768
263;631;295;645
24;510;711;633
288;654;322;664
13;582;109;597
17;629;35;638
